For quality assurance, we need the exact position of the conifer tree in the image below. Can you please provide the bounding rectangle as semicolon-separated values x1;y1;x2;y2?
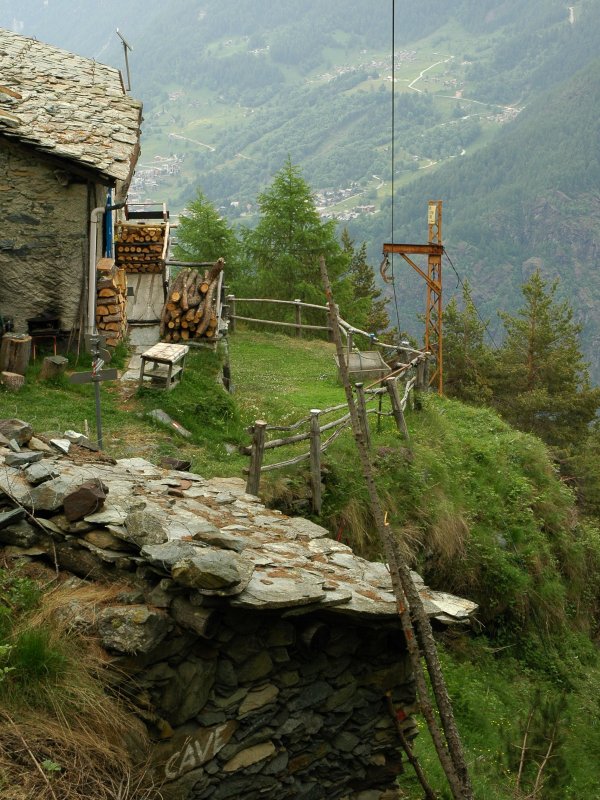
174;189;242;283
492;270;600;448
442;281;494;404
341;228;390;335
242;158;350;308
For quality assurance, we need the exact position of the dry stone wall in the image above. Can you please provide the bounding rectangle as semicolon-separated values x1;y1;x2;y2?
0;418;475;800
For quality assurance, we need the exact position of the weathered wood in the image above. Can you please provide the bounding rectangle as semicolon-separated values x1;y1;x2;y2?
309;409;322;514
320;255;473;800
386;378;410;441
355;383;371;450
1;371;25;392
227;295;236;333
246;420;267;497
39;355;68;381
0;334;31;376
294;299;302;338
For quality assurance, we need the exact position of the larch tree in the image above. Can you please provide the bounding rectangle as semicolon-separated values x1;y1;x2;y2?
242;158;350;309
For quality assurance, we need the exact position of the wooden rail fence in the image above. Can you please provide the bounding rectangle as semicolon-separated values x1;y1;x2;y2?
243;352;429;511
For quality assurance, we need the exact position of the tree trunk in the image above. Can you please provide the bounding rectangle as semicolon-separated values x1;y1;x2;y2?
0;334;32;375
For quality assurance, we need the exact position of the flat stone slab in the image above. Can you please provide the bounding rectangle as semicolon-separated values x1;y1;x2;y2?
231;570;326;610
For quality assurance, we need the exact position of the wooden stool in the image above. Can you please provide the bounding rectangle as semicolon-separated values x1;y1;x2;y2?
139;342;189;390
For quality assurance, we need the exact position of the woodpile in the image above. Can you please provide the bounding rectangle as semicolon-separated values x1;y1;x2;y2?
114;221;169;274
160;259;224;343
95;259;127;346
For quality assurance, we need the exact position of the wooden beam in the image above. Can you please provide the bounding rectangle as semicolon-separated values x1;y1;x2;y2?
383;242;444;256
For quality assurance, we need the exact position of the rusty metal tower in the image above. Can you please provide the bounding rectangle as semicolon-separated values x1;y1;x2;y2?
382;200;443;395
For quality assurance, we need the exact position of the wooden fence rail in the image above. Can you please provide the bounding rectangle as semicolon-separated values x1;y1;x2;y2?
244;353;429;510
226;294;420;357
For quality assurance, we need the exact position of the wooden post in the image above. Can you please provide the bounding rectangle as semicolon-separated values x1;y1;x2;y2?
347;330;353;358
246;420;267;496
355;383;371;450
294;299;302;338
227;294;236;333
416;360;426;391
0;334;32;376
386;377;410;441
309;409;322;514
423;356;431;389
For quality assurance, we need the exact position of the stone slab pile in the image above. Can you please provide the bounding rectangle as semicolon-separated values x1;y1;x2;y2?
0;417;476;800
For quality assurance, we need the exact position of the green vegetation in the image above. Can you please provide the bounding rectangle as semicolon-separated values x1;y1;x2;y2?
2;323;600;797
0;567;154;799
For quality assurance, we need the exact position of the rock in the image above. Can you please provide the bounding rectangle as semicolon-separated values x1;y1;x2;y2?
97;605;172;654
239;684;279;716
231;570;326;610
236;651;273;683
24;461;59;485
4;451;43;468
171;597;218;638
0;419;32;445
222;741;276;773
148;409;192;439
28;436;52;453
50;438;71;454
83;530;136;552
63;478;108;521
27;477;73;512
161;456;192;471
171;551;245;592
84;507;128;526
0;507;26;530
192;527;247;553
160;658;217;725
125;509;168;545
0;519;39;548
8;439;20;453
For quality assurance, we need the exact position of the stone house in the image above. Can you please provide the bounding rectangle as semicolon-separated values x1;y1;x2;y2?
0;28;142;336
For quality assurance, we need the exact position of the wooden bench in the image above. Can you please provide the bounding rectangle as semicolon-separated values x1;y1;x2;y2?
139;342;189;390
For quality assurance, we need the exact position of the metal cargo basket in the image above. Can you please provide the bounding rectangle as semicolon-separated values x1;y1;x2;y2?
334;350;390;384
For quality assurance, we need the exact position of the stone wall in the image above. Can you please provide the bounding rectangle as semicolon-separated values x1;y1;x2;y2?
103;602;415;800
0;419;475;800
0;139;106;333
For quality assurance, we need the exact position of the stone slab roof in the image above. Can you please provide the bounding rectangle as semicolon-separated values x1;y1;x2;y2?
0;429;477;625
0;28;142;183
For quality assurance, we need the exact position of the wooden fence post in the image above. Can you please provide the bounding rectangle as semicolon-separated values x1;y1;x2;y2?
227;294;236;333
309;409;322;514
416;360;427;391
386;377;410;441
294;299;302;338
355;383;371;450
246;420;267;496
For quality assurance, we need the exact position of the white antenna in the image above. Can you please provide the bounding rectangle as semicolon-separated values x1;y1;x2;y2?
116;28;133;91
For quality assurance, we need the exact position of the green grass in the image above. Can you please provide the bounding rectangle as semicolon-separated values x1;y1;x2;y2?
2;329;600;797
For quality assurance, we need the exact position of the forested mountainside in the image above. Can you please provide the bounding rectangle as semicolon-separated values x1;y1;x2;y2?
2;0;600;374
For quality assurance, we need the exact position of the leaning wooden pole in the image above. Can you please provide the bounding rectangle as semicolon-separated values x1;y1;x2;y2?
319;256;473;800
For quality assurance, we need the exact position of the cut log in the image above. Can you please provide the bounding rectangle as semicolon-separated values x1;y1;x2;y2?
39;355;68;381
0;334;32;375
1;370;25;392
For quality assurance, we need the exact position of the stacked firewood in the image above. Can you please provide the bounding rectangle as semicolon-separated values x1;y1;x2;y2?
114;222;168;274
96;259;127;346
160;259;224;343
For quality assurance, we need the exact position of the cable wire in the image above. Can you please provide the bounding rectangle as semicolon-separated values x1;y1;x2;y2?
443;248;499;348
389;0;402;335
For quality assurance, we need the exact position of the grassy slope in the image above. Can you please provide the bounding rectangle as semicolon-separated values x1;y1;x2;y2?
2;329;600;798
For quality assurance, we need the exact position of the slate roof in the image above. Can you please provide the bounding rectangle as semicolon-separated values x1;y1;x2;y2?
0;28;142;183
0;442;477;625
